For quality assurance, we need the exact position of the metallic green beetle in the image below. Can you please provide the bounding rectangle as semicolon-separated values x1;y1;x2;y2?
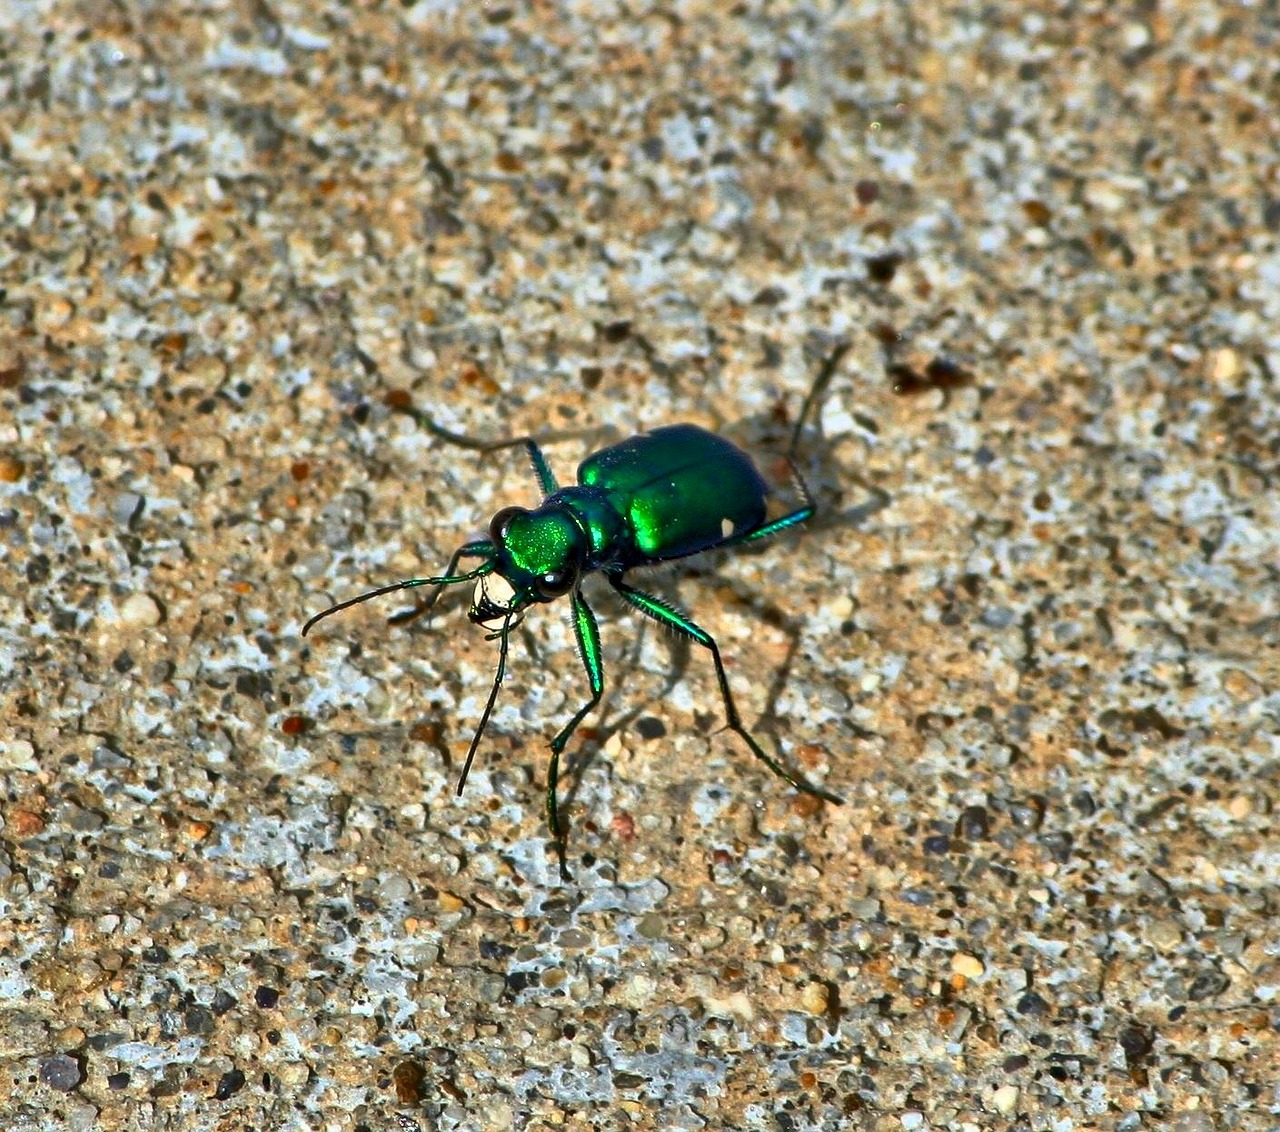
303;415;843;877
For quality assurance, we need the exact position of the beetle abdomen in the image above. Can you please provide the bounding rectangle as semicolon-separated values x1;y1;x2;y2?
578;425;768;563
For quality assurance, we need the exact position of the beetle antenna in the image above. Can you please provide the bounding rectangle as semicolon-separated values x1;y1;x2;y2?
457;610;513;796
788;339;851;460
302;563;493;637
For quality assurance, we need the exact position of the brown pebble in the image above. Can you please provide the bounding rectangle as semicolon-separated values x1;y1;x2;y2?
8;808;46;836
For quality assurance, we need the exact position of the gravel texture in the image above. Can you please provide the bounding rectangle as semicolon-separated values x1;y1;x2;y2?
1;2;1277;1129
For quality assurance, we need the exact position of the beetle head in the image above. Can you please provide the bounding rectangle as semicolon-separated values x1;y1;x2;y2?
469;505;584;629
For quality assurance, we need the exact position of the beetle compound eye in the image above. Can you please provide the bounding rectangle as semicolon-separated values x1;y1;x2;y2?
489;506;525;544
536;569;576;599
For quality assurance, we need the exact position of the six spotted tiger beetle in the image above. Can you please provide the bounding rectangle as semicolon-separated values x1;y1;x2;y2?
303;346;849;879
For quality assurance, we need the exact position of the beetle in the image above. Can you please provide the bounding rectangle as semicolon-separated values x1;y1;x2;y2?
303;354;849;878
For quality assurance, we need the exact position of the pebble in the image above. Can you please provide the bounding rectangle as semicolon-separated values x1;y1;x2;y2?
379;873;413;901
436;891;465;913
275;1062;310;1089
1146;921;1182;952
1208;347;1239;385
1220;668;1262;702
1121;21;1151;49
67;1102;100;1132
118;593;163;627
39;1053;83;1092
0;738;38;771
6;808;46;836
991;1084;1020;1116
620;973;657;1007
635;913;665;940
1084;180;1126;212
951;953;985;980
849;897;882;920
825;593;855;621
111;491;144;527
799;981;831;1015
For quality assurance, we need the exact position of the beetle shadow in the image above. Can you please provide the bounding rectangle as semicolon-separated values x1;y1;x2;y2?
552;553;850;839
668;568;827;744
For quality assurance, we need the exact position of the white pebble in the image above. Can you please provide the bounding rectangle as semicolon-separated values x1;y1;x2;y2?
0;738;39;771
119;593;163;627
991;1085;1020;1116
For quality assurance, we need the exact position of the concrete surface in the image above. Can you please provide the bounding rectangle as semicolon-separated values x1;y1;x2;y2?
1;2;1277;1129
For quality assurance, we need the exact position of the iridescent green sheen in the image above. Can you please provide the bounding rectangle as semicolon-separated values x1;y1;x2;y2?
579;425;768;562
502;508;583;579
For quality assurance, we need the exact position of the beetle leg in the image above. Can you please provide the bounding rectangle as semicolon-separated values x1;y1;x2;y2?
385;404;562;497
456;609;514;796
519;439;559;497
788;339;851;459
545;588;605;880
386;539;495;626
727;454;817;547
737;488;814;545
607;574;843;807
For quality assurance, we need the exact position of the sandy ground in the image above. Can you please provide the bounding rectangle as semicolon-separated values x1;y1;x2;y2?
1;2;1277;1129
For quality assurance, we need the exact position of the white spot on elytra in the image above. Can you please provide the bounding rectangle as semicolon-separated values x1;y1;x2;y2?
721;517;734;539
